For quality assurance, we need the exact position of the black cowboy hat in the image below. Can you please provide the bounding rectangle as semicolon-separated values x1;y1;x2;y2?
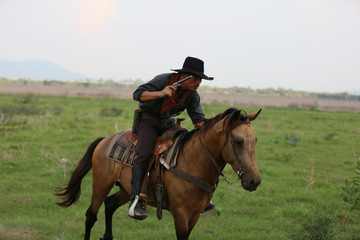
171;56;214;80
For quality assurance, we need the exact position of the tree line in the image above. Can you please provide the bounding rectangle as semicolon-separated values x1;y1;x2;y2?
1;77;359;101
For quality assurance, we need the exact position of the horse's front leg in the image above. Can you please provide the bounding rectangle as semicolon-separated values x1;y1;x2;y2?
173;211;194;240
187;214;200;238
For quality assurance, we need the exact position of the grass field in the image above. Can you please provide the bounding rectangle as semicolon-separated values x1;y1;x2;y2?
0;94;360;240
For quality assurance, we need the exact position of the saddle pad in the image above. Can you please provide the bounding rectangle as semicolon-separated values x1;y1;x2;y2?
105;130;186;168
104;130;136;166
163;132;187;168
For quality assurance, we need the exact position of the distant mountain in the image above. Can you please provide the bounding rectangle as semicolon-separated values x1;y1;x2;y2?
0;60;88;80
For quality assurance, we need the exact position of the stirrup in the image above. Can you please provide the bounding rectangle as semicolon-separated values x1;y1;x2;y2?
129;195;148;220
202;201;216;213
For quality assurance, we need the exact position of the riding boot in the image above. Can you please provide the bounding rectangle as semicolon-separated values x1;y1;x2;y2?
202;201;216;213
129;166;148;220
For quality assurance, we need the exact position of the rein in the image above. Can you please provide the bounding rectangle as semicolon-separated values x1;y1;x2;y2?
198;119;249;185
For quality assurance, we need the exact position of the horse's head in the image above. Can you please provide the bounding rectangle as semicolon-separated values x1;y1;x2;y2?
219;109;262;192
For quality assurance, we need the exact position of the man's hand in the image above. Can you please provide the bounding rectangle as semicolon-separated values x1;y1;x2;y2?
194;121;204;129
160;85;176;98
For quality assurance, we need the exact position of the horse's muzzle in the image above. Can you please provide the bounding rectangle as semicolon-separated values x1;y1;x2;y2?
241;175;261;191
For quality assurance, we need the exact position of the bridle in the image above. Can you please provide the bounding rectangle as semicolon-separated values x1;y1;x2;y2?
199;118;250;185
161;111;252;194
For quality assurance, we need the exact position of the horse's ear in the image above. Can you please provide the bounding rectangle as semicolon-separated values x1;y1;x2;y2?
248;109;262;121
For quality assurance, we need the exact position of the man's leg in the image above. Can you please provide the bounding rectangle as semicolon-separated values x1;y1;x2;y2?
129;119;158;219
129;165;148;219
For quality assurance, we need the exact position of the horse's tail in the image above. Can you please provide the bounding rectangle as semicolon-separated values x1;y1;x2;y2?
54;137;104;207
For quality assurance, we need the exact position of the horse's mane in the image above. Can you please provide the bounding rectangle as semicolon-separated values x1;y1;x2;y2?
180;108;248;146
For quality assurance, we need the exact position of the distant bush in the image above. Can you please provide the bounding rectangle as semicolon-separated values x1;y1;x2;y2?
43;80;67;86
0;105;42;126
0;105;42;116
288;213;337;240
318;92;360;101
323;133;338;141
43;80;52;86
309;105;319;111
285;133;301;146
342;159;360;211
53;106;63;115
21;95;33;104
100;107;123;117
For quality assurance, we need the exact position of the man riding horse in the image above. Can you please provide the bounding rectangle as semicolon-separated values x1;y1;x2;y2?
129;56;216;219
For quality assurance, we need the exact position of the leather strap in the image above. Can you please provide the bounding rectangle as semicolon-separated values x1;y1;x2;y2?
199;132;224;177
169;167;217;194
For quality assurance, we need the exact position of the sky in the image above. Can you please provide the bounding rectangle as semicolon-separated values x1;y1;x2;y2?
1;0;360;93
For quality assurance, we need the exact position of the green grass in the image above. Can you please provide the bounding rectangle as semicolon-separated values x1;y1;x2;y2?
0;94;360;240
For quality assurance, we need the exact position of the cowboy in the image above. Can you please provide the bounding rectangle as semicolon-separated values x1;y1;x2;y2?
129;56;216;219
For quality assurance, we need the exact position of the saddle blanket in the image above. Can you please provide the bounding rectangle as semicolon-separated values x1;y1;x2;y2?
104;130;136;166
104;130;186;168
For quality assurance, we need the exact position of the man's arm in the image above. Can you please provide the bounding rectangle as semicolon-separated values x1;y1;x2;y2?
133;73;173;102
139;85;175;102
186;91;206;125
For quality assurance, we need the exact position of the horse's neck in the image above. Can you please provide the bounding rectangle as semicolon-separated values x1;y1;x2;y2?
199;124;227;171
180;124;226;183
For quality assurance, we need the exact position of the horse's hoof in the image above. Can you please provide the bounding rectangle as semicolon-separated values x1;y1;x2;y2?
99;236;112;240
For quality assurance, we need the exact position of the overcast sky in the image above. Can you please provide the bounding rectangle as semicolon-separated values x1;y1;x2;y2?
1;0;359;93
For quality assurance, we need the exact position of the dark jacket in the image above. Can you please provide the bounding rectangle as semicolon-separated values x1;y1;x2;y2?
133;73;205;124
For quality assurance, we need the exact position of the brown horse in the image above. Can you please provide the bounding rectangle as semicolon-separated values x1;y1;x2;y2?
55;108;262;240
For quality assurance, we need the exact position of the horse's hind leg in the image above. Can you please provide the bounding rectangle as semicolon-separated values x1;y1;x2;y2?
100;187;130;240
84;179;114;240
84;205;98;240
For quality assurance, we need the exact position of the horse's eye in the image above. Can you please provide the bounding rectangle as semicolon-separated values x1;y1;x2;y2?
233;139;244;146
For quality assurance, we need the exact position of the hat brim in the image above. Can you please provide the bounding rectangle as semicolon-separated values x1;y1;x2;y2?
171;68;214;80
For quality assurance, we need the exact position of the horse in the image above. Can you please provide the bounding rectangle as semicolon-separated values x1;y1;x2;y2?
55;107;262;240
